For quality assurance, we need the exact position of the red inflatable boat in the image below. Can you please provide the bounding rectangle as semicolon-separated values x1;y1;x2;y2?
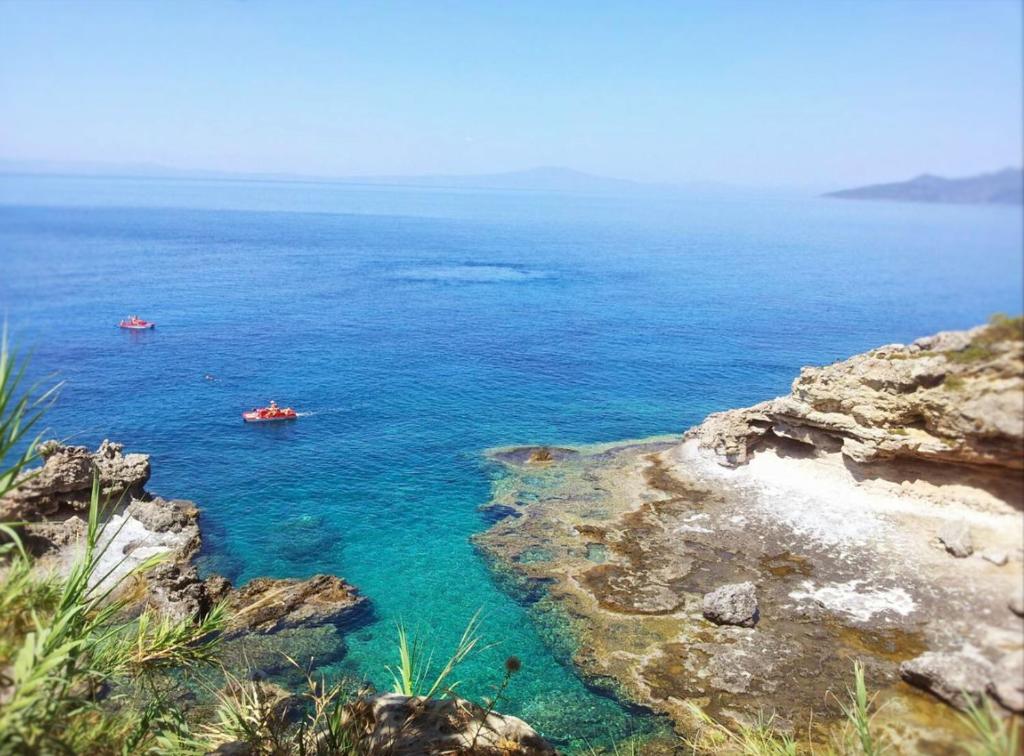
119;315;155;330
242;402;298;423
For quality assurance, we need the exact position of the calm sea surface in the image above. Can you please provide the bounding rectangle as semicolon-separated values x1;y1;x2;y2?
1;175;1021;748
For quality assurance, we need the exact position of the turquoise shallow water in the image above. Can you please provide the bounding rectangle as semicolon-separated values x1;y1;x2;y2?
0;175;1021;748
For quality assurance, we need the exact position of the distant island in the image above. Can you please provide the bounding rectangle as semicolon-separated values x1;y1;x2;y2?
825;167;1023;205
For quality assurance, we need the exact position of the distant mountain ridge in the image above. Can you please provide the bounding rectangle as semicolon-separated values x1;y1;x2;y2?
825;168;1023;205
0;160;677;195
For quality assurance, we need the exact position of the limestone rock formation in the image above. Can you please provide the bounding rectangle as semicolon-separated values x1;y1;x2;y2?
686;319;1024;477
702;582;759;627
0;439;150;519
209;691;555;756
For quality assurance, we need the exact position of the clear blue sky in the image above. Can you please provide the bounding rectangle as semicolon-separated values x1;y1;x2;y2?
1;0;1020;186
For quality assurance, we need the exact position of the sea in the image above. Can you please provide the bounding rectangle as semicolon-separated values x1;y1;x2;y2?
0;174;1020;749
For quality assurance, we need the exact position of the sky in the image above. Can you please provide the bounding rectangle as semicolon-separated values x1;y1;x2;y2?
0;0;1021;187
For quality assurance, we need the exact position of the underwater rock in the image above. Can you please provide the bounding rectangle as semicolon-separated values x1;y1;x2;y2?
217;624;349;678
937;520;973;558
899;650;994;710
702;582;759;627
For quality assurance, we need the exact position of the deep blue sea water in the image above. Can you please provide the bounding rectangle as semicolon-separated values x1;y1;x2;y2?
1;175;1021;749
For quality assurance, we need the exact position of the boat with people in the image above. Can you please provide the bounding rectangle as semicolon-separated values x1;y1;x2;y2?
242;401;298;423
119;315;155;330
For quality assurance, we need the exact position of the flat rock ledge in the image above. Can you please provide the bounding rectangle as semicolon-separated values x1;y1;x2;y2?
899;650;995;711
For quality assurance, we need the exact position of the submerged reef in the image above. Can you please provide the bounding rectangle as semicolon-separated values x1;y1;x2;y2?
476;319;1023;750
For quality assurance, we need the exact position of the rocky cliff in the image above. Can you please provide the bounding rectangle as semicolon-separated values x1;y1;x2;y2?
690;318;1023;475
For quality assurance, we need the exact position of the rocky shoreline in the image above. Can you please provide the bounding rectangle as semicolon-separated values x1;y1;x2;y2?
476;320;1023;749
0;440;554;754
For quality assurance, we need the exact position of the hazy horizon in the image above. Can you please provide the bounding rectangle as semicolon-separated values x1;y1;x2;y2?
1;1;1021;188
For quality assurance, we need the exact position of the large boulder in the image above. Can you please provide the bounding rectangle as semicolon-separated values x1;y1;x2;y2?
703;582;759;628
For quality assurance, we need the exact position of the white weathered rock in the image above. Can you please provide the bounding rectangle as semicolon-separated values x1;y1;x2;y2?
981;549;1008;566
703;582;759;627
938;520;973;558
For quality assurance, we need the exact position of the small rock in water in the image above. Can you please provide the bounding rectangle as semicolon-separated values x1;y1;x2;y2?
937;520;973;558
899;650;993;710
981;549;1008;566
703;581;759;628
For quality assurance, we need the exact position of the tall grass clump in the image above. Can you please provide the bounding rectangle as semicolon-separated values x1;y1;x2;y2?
960;697;1020;756
681;704;798;755
0;334;227;753
387;609;485;699
830;661;884;755
0;326;60;501
0;477;227;753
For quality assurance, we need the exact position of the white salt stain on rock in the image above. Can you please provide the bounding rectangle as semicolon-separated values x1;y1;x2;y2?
675;524;714;534
675;512;714;533
789;579;916;623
